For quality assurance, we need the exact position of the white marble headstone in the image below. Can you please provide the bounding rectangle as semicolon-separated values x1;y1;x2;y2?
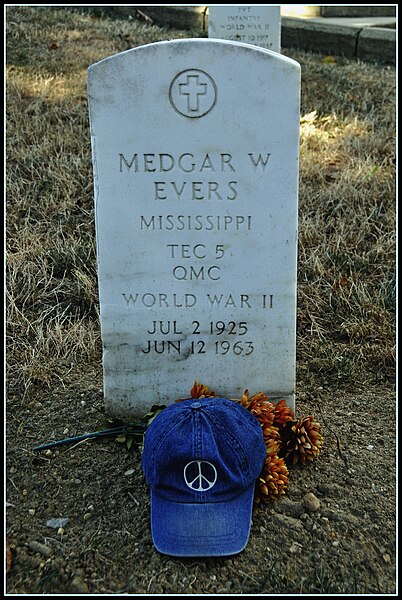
208;6;281;52
88;39;300;417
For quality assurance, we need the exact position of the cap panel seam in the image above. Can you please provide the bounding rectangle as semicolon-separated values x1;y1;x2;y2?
195;411;202;457
206;411;252;482
150;411;190;473
194;411;205;501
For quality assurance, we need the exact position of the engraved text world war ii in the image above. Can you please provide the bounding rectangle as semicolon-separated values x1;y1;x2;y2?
208;5;281;52
88;39;300;416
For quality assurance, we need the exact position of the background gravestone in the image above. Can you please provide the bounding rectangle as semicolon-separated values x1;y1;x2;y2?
88;39;300;417
208;6;281;52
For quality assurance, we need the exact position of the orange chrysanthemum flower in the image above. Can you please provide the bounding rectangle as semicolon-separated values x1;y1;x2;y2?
272;398;294;428
280;416;324;465
255;454;289;504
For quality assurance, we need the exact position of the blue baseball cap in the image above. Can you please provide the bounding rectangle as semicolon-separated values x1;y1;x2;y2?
142;397;267;557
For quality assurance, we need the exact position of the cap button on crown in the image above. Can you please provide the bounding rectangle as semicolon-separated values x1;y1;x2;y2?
191;401;202;410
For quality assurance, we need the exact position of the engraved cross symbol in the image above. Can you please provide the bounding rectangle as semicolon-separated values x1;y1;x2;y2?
169;69;216;118
179;75;208;113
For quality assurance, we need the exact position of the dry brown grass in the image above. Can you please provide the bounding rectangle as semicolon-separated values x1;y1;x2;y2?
6;6;396;399
296;64;396;389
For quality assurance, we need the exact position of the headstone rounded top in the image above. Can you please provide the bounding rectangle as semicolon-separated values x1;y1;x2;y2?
87;38;300;74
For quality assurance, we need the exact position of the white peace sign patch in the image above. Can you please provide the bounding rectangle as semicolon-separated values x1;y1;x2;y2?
184;460;217;491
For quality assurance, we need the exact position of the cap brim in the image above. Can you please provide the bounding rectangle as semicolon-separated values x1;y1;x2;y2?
150;486;256;557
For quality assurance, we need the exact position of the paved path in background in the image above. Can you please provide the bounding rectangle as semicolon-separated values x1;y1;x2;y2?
92;7;397;65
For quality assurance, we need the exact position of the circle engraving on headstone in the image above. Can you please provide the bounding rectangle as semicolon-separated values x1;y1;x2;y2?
169;69;217;118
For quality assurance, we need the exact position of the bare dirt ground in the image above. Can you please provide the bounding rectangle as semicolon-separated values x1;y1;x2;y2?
6;369;396;594
6;7;396;595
